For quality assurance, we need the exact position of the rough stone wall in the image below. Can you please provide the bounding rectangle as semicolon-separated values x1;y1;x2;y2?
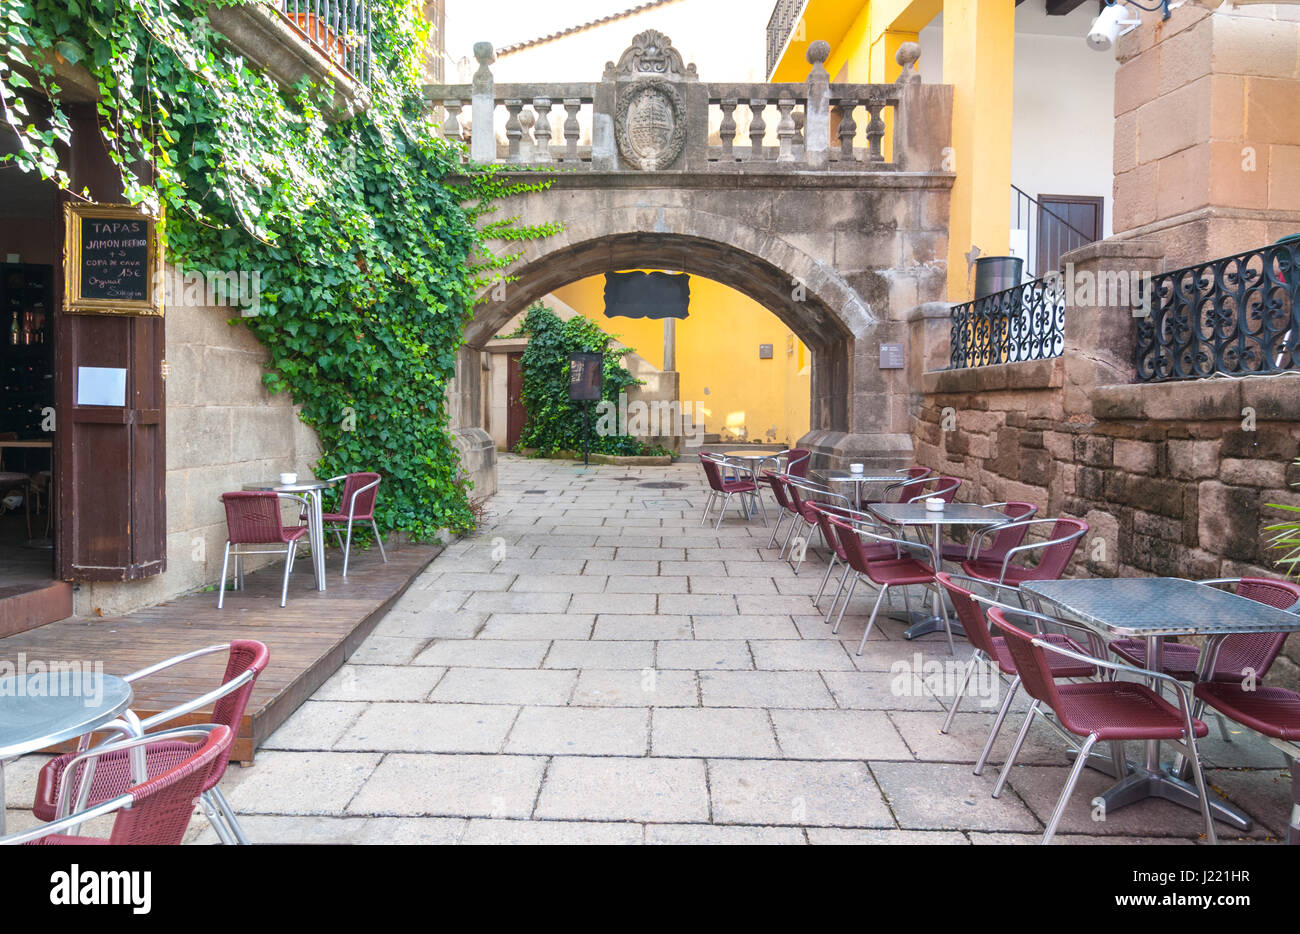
74;285;321;616
910;363;1300;687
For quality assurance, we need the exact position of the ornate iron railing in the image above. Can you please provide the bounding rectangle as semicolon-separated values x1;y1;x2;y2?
766;0;806;79
275;0;372;85
1135;241;1300;382
949;276;1067;369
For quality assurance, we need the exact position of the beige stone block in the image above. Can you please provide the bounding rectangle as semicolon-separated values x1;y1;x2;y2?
1156;143;1213;220
1220;457;1288;489
1269;144;1300;211
1114;438;1157;475
1158;17;1214;97
1208;139;1270;210
1167;438;1220;479
1245;76;1300;147
1136;77;1213;164
1114;164;1159;232
1210;73;1247;141
1114;110;1138;176
1212;14;1300;80
1116;48;1160;117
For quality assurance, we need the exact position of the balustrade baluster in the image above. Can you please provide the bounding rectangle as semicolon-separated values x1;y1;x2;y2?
836;100;858;160
748;99;767;161
776;99;797;163
719;99;738;161
504;99;524;160
441;99;463;142
532;97;553;162
864;101;885;164
563;99;582;162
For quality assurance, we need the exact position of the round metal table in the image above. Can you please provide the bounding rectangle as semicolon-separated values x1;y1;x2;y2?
241;478;336;592
816;469;902;509
0;670;133;834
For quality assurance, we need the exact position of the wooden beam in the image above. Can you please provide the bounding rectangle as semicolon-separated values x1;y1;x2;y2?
1046;0;1092;14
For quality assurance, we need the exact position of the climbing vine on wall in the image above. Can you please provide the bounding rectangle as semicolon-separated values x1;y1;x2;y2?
508;303;668;458
1;0;559;536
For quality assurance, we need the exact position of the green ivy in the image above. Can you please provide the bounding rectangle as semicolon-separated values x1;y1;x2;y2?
1;0;559;536
508;303;668;459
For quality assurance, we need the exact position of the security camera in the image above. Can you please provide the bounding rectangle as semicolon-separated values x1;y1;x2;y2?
1087;2;1142;51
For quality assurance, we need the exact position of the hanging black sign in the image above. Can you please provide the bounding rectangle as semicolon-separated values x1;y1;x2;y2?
63;203;163;315
603;270;690;320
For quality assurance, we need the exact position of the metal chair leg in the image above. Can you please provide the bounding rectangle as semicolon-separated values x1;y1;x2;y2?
700;491;716;527
780;516;798;557
942;653;981;734
1042;733;1098;845
856;584;890;655
1183;732;1217;846
200;792;236;845
280;540;297;607
993;699;1039;798
767;511;786;548
342;518;355;576
714;493;732;530
814;555;837;609
371;519;388;562
217;541;231;609
825;564;851;624
211;787;249;845
975;675;1021;775
1215;712;1234;743
831;574;860;634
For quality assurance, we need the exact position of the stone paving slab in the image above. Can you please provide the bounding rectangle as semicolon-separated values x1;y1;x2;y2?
202;457;1289;846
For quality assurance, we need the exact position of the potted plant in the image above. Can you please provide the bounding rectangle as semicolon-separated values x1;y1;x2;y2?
1265;458;1300;578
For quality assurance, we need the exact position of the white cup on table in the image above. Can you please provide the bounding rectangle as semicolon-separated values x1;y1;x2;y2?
279;472;298;486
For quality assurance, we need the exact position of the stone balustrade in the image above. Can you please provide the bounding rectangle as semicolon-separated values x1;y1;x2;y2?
423;34;923;172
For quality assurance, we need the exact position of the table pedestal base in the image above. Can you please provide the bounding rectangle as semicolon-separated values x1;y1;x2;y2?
1094;765;1253;832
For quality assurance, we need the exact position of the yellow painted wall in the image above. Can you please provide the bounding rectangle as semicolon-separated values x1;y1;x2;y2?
551;275;812;446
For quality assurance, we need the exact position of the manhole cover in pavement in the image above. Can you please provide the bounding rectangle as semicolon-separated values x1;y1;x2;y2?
524;490;548;494
637;481;687;489
643;498;693;508
611;476;639;481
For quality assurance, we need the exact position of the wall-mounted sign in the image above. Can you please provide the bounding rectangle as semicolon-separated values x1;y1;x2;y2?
63;203;163;316
758;344;773;359
879;342;906;369
568;352;604;402
603;271;690;320
76;366;127;406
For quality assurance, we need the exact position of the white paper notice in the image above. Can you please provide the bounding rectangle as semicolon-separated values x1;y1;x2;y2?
76;366;127;406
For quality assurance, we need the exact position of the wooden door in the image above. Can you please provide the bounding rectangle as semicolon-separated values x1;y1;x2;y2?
1037;195;1103;274
506;352;526;450
54;106;166;581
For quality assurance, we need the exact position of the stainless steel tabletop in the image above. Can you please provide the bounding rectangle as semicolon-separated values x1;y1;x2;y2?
241;479;333;493
816;470;899;484
0;672;133;760
1022;577;1300;638
870;502;1008;526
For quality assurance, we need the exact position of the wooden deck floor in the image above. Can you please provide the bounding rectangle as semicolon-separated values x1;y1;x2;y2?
0;542;440;764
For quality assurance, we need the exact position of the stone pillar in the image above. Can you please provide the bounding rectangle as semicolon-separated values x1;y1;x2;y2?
1058;238;1164;416
470;41;496;164
804;40;831;170
1112;4;1300;268
447;346;497;497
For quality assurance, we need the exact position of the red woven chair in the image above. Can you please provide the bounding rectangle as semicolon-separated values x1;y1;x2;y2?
760;469;796;548
219;491;309;608
987;605;1215;845
872;466;932;505
938;573;1101;776
322;472;386;577
808;502;898;622
0;726;233;846
31;640;269;845
900;475;962;504
1109;578;1300;682
699;453;763;529
1193;681;1300;845
782;476;853;572
940;501;1038;563
759;448;810;478
827;515;952;654
960;517;1088;586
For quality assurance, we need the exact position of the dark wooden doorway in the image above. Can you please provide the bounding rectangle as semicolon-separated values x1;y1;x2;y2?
1037;195;1103;274
506;352;526;450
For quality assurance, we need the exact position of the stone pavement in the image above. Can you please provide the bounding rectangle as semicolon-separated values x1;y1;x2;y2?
7;454;1288;844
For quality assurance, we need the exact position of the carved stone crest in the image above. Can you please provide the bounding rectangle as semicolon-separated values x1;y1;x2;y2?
608;28;697;78
615;78;687;171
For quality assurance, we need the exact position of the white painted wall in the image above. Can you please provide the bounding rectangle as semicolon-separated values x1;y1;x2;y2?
918;0;1117;251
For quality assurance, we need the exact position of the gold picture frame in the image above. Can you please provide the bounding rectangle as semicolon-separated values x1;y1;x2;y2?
63;202;164;316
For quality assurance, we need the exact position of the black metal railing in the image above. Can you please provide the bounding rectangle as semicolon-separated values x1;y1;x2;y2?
276;0;372;85
1135;240;1300;382
1011;184;1098;279
950;276;1067;370
766;0;806;79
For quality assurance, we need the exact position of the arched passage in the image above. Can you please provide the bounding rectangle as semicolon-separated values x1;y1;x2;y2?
465;217;875;436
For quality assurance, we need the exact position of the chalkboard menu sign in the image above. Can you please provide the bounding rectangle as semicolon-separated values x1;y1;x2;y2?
568;352;604;402
63;203;163;316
